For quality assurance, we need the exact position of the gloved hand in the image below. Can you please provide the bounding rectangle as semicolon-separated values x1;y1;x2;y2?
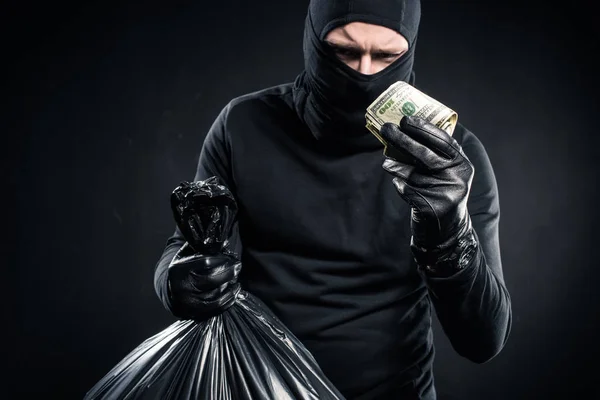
167;243;242;320
379;116;475;268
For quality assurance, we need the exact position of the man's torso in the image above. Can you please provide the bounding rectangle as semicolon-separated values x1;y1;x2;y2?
220;84;437;399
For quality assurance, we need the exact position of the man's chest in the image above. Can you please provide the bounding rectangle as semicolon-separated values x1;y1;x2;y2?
232;135;414;262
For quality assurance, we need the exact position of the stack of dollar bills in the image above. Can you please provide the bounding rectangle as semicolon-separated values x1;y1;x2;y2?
365;81;458;146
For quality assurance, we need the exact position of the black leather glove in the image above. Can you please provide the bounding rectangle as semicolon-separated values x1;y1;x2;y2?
380;116;477;274
167;177;241;320
167;243;242;320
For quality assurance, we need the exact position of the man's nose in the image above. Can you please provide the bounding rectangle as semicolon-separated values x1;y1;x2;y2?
358;54;373;75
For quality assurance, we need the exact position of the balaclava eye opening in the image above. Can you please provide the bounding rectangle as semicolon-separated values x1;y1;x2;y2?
292;0;421;144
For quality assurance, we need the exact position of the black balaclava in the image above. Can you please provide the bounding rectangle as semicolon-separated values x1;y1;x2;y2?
292;0;421;143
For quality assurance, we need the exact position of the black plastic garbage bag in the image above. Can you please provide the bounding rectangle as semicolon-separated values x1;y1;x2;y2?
84;177;346;400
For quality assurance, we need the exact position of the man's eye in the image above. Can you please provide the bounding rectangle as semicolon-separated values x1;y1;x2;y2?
375;53;400;60
334;48;359;58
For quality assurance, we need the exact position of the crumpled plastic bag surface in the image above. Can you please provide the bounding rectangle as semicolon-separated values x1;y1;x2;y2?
84;177;346;399
84;290;345;399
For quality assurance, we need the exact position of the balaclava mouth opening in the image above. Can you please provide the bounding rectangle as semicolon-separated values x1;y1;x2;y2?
292;0;421;143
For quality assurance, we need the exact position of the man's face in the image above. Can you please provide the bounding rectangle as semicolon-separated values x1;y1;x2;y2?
324;22;409;75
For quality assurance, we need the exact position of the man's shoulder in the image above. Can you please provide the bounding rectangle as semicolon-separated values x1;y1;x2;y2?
454;122;479;146
207;83;297;142
453;122;489;160
454;122;499;203
226;83;295;112
214;83;297;134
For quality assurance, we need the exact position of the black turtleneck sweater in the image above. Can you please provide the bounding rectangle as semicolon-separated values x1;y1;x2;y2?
154;83;511;400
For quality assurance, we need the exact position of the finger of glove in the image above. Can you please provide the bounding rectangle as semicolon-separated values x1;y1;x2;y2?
172;251;236;267
380;122;445;170
399;116;461;161
382;157;416;181
176;276;236;304
192;280;230;301
195;282;240;310
188;263;239;290
392;177;438;217
175;283;240;319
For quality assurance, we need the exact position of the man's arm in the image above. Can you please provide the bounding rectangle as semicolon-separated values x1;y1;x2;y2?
423;127;512;363
153;103;242;313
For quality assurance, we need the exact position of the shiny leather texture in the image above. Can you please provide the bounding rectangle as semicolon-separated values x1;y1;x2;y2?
168;244;242;320
380;116;475;264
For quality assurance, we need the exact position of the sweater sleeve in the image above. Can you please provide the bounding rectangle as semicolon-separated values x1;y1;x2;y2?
423;127;512;363
153;103;242;313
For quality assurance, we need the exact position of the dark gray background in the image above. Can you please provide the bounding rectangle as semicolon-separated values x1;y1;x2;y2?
6;0;600;399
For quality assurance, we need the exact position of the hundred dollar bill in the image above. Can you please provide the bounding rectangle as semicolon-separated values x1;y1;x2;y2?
365;82;458;157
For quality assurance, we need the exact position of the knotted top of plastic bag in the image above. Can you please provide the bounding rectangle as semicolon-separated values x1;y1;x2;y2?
170;177;238;255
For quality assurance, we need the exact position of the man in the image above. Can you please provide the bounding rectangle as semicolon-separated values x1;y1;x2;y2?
154;0;512;398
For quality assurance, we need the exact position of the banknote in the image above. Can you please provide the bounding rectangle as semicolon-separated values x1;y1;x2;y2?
365;81;458;160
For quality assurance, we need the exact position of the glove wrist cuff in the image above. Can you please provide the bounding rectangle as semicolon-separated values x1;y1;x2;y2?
411;217;479;277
